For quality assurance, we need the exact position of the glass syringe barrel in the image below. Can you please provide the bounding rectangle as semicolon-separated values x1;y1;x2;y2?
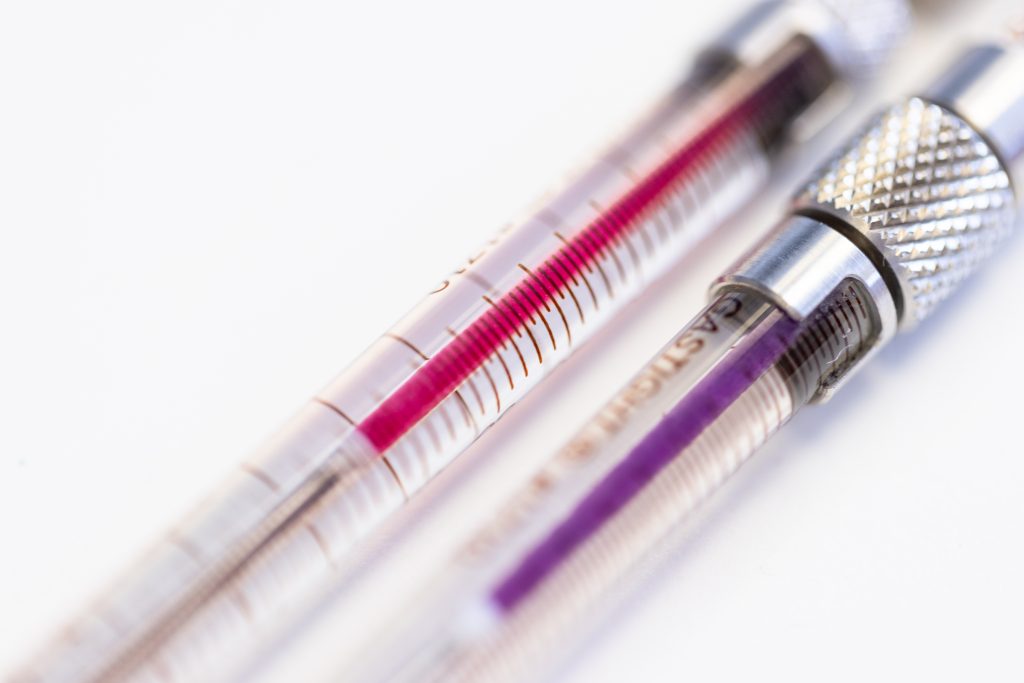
346;282;876;683
314;30;830;526
13;2;912;682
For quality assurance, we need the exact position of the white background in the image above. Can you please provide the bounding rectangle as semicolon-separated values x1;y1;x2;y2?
1;0;1022;681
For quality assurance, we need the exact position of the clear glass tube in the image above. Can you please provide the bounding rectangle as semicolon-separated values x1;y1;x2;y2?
346;281;879;683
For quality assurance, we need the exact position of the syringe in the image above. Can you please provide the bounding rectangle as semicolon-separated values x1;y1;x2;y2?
342;30;1024;683
12;2;911;682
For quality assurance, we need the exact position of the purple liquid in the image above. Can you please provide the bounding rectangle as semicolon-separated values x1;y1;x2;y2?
491;311;800;612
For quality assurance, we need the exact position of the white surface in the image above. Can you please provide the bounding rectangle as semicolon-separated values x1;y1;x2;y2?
1;0;1021;681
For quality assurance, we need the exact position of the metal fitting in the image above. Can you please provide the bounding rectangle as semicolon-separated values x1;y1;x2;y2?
701;0;910;79
711;215;896;401
925;40;1024;197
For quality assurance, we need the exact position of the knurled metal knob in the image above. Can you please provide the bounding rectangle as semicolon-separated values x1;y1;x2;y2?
794;97;1017;325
